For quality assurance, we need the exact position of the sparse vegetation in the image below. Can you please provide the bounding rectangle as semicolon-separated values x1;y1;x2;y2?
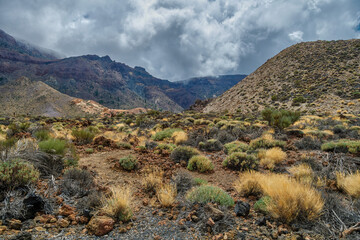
119;155;138;171
152;128;183;141
38;138;67;155
186;185;234;207
222;152;258;171
187;155;214;173
261;108;300;130
170;146;199;163
101;187;133;222
336;171;360;198
157;183;177;207
72;128;96;144
321;140;360;154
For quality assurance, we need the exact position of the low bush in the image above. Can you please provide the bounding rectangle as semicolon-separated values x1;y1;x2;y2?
61;168;94;197
294;136;321;150
234;172;324;223
170;146;199;163
117;142;132;149
198;139;223;152
261;108;300;130
85;148;94;154
72;128;96;145
336;172;360;198
119;155;138;171
193;178;208;186
186;185;234;207
101;187;133;222
187;155;214;173
0;159;39;190
321;140;360;154
152;128;183;141
249;134;286;150
222;152;258;171
224;141;249;154
38;138;67;155
33;129;50;141
0;137;17;152
156;143;176;152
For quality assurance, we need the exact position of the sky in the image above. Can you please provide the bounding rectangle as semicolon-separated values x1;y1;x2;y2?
0;0;359;81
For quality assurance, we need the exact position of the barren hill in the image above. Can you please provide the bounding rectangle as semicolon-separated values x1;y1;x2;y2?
204;39;360;115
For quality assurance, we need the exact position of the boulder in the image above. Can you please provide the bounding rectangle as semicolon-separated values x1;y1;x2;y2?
234;200;250;217
87;216;115;236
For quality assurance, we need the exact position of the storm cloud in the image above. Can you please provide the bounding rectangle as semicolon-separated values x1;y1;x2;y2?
0;0;359;80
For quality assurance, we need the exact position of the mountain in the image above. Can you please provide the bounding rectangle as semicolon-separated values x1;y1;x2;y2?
0;29;245;112
0;76;95;117
0;29;58;60
204;39;360;115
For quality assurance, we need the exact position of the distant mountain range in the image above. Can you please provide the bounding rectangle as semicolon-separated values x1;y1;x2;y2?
0;29;246;113
204;39;360;115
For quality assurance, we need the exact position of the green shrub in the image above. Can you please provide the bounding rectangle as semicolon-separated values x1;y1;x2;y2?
321;140;360;154
119;155;138;171
186;185;234;207
224;141;249;154
0;159;40;190
170;146;199;163
85;148;94;154
187;155;214;173
72;128;96;144
0;137;17;151
193;178;208;186
117;142;132;149
222;152;258;171
249;136;286;150
261;108;300;130
254;196;271;213
152;128;183;141
64;144;79;167
156;143;176;151
198;139;223;152
34;129;50;141
39;138;67;155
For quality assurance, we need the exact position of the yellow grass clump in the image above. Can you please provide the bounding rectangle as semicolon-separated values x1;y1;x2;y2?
101;187;133;222
157;183;177;207
234;172;324;223
259;147;287;170
142;166;164;193
234;171;263;196
288;164;314;185
336;171;360;198
172;131;188;145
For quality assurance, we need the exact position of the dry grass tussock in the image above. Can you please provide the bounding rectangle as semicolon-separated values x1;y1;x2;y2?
336;171;360;198
101;187;133;222
142;166;164;193
157;183;177;207
172;131;188;145
288;164;314;185
234;171;324;223
259;147;287;170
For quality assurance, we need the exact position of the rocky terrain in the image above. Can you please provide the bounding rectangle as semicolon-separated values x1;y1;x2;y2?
0;29;245;112
204;39;360;115
0;109;359;240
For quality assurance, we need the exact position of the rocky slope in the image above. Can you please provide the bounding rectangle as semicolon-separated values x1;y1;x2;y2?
0;29;245;112
204;39;360;115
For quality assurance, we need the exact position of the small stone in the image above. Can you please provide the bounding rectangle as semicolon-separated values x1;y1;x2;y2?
142;199;149;206
158;212;164;217
58;219;70;228
59;204;76;217
154;235;162;240
87;216;115;236
68;214;76;221
9;219;22;230
178;219;186;225
256;217;267;226
191;215;200;222
119;227;127;233
271;230;279;239
206;218;215;227
79;216;89;224
234;200;250;217
34;227;46;232
56;196;64;205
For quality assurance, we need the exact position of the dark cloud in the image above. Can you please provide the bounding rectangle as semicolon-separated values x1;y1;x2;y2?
0;0;359;80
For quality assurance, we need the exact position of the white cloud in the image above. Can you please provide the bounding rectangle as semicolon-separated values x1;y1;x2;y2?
289;31;304;42
0;0;359;80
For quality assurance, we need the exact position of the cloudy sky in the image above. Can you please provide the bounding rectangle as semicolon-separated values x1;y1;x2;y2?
0;0;359;81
